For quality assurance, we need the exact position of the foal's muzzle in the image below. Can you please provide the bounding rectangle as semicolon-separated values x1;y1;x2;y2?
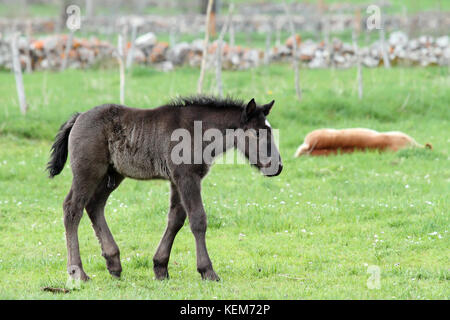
259;156;283;177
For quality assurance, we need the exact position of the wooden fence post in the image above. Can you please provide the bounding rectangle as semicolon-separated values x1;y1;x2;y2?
11;32;28;115
353;9;363;99
126;23;138;70
228;17;235;48
283;1;302;102
352;30;363;100
197;0;214;94
85;0;94;19
379;14;391;68
264;23;272;65
25;21;32;73
61;31;74;71
216;3;234;97
169;20;177;48
115;33;126;104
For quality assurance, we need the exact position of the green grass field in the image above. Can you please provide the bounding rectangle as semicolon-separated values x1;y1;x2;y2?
0;64;449;299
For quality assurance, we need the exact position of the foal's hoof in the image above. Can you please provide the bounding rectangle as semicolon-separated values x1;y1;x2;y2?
154;266;169;280
68;265;90;282
109;270;122;279
200;269;220;282
80;273;91;282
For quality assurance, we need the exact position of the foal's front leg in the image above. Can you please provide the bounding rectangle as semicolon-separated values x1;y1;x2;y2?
153;183;187;280
173;174;219;281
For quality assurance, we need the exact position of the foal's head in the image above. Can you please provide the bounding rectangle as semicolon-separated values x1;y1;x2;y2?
235;98;283;177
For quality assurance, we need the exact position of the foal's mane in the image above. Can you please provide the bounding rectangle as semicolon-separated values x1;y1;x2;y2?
167;95;245;110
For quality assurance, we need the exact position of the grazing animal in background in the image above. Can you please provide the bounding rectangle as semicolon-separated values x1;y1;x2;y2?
47;96;282;282
294;128;432;157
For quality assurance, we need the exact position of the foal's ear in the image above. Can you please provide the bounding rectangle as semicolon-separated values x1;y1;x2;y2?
262;100;275;116
242;98;257;122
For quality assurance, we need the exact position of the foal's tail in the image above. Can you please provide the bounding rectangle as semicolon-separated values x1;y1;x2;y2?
47;113;81;178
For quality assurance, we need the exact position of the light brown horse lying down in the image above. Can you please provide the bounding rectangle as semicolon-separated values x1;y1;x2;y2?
294;128;432;157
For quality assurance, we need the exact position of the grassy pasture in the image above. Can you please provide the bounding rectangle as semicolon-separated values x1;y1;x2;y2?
0;65;449;299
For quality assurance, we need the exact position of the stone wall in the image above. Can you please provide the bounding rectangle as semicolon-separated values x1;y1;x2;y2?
1;11;449;35
0;32;448;72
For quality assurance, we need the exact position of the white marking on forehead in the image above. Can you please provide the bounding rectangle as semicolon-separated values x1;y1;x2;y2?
265;119;272;128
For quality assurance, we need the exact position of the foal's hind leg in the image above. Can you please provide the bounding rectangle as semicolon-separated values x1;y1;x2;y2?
64;173;104;281
85;171;124;278
153;183;187;280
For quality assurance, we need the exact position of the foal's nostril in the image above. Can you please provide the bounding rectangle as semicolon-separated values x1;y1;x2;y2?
263;163;283;177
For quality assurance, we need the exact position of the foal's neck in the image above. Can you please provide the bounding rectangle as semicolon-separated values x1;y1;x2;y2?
201;107;242;133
